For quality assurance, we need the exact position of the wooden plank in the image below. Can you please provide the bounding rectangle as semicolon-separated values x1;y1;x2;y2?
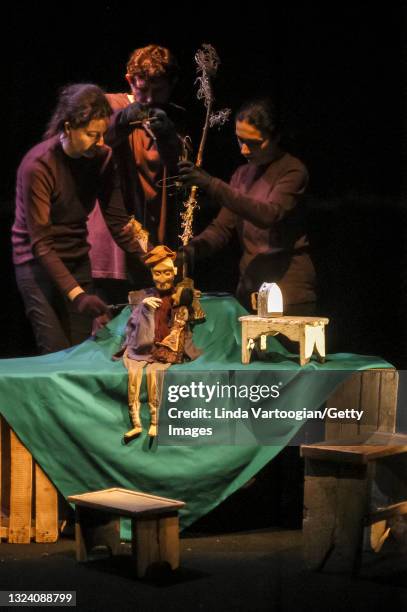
325;369;398;441
35;464;58;543
325;372;361;439
303;457;371;572
303;460;341;570
68;488;184;517
377;370;398;433
8;430;32;543
359;371;381;435
301;445;407;464
339;373;362;438
158;514;180;570
0;417;11;542
133;517;160;577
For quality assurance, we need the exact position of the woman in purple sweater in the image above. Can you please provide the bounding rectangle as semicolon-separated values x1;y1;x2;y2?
12;84;145;353
178;97;316;315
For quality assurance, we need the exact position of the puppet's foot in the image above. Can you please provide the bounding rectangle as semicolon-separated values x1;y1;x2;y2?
124;426;142;442
148;424;157;437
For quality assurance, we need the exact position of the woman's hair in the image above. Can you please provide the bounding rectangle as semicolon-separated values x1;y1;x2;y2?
235;97;281;139
44;83;112;139
126;45;179;83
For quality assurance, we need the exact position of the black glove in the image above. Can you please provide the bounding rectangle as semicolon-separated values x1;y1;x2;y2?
177;160;212;190
120;102;150;125
147;108;176;138
176;244;195;277
72;293;109;317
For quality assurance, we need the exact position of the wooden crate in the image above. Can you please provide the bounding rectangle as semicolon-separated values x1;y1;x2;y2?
325;369;398;439
0;415;58;543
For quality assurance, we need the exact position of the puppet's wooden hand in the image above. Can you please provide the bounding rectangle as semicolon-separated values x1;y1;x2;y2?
142;296;163;310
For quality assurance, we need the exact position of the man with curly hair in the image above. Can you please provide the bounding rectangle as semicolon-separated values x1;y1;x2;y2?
88;45;186;303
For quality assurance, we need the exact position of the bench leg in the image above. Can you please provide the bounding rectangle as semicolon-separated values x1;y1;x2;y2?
303;459;372;573
132;513;179;578
75;507;121;562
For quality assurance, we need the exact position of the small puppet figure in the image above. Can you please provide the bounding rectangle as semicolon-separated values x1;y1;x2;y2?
113;245;204;441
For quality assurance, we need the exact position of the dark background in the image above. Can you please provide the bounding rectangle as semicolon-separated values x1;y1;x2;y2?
2;2;407;367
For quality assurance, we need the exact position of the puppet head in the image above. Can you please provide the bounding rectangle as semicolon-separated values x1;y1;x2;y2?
144;245;177;292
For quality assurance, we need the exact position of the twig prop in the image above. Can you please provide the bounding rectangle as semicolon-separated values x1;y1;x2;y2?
179;44;231;248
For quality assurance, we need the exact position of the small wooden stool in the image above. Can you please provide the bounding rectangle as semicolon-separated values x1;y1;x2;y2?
301;432;407;574
68;488;185;578
239;315;329;366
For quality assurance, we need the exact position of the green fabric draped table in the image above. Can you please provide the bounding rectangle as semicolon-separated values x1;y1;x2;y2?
0;296;392;529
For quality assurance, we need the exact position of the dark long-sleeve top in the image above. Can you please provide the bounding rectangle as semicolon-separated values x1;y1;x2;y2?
12;135;142;295
87;95;186;281
103;95;185;245
191;152;316;305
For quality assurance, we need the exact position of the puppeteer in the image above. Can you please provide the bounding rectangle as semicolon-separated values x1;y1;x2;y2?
113;245;204;440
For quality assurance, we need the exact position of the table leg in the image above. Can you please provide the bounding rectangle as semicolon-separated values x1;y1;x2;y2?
241;323;250;364
132;513;179;577
314;325;326;363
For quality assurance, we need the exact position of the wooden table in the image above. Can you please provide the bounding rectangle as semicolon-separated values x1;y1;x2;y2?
68;488;185;578
301;432;407;574
239;315;329;365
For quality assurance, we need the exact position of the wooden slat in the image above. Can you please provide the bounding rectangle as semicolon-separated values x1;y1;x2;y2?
158;515;180;570
325;372;362;439
359;371;381;434
301;444;407;464
133;517;160;577
325;369;398;441
340;373;362;438
35;464;58;542
8;430;32;543
0;417;11;542
378;370;398;432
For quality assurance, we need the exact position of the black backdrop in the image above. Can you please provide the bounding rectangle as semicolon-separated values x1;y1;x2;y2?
3;2;407;367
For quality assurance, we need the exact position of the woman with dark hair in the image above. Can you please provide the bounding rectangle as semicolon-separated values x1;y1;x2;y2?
12;83;145;354
178;97;316;314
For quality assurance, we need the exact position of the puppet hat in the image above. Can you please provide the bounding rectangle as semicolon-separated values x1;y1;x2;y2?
143;245;176;268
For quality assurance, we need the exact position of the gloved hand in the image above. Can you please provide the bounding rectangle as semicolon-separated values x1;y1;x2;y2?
72;293;109;317
177;160;212;190
176;244;195;276
147;108;176;138
121;102;150;125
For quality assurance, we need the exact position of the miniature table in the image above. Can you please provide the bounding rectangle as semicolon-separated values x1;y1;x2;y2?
238;315;329;366
68;488;185;578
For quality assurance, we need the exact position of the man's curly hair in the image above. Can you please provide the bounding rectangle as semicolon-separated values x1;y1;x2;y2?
127;45;179;83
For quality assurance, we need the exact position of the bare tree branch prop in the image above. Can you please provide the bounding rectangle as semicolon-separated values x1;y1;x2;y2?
180;44;231;248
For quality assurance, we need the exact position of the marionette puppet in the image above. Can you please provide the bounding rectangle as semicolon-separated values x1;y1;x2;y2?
113;245;204;441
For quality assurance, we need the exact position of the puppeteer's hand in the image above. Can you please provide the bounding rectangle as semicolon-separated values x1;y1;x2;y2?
142;296;163;310
121;101;150;125
91;312;112;335
177;160;212;189
72;293;109;317
147;108;175;138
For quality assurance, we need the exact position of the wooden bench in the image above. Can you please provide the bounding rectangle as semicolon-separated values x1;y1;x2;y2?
301;431;407;574
238;315;329;366
0;415;58;543
67;488;185;578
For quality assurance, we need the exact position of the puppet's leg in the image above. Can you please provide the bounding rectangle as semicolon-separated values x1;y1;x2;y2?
146;362;171;437
123;352;147;440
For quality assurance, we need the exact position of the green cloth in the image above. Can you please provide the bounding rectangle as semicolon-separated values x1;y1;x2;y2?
0;296;392;529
